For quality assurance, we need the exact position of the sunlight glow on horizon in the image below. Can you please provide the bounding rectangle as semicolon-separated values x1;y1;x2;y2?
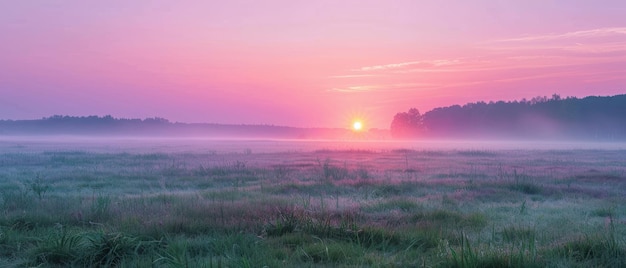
352;121;363;132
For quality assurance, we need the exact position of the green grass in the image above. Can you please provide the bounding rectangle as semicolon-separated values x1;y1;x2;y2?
0;146;624;266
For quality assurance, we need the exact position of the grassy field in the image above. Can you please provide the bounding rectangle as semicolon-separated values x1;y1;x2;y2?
0;141;625;267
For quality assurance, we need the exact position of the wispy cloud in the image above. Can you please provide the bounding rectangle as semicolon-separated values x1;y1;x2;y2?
356;59;461;72
328;83;438;93
491;27;626;43
483;27;626;55
327;74;380;79
328;85;379;92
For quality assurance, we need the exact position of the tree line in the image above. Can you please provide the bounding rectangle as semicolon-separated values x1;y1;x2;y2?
0;115;353;139
390;94;626;140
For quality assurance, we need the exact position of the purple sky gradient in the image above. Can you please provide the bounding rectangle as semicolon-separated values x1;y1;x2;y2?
1;1;625;128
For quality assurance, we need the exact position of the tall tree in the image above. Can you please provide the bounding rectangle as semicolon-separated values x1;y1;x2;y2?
390;108;424;138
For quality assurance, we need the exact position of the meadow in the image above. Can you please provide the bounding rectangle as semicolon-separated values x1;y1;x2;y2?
0;139;625;267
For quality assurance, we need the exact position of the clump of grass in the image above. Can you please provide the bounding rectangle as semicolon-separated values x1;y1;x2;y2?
264;207;303;237
206;233;276;267
272;165;292;180
30;229;86;266
298;240;363;264
8;217;38;231
318;158;350;181
501;225;536;243
557;215;625;266
463;213;488;229
509;170;543;195
262;206;411;251
89;195;112;221
28;177;51;200
272;232;316;249
30;229;162;267
445;234;542;268
267;207;358;240
323;227;397;250
363;198;421;213
411;210;487;229
591;206;615;218
156;240;193;268
558;234;625;266
84;232;141;266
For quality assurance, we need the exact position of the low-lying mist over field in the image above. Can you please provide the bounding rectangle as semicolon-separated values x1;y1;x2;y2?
1;138;624;267
3;136;626;153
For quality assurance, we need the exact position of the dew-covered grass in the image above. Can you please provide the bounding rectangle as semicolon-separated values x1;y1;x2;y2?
0;140;624;266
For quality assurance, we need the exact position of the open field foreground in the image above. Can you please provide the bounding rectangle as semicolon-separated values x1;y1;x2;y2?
1;142;625;267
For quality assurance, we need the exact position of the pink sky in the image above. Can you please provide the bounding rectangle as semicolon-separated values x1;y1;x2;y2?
1;1;625;129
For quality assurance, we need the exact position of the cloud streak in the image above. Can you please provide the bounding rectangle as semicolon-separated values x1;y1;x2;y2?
327;74;380;79
491;27;626;43
356;59;461;72
328;83;439;93
481;27;626;56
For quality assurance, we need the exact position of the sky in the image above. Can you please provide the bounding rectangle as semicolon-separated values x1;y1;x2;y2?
1;1;626;129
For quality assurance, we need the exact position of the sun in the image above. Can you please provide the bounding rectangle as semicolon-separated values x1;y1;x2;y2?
352;121;363;131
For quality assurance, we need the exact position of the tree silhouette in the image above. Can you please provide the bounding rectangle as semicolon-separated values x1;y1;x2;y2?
390;108;424;138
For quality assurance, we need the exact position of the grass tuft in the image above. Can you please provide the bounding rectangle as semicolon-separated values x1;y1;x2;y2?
30;229;86;266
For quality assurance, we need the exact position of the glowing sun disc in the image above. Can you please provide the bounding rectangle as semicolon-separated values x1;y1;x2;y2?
352;121;363;131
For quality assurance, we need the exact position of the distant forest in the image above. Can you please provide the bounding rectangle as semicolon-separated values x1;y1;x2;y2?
391;94;626;140
0;115;367;139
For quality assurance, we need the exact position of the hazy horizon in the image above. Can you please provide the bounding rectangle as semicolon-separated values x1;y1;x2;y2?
3;136;626;155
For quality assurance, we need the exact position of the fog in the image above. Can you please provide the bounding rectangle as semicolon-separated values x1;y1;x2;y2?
2;136;626;154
